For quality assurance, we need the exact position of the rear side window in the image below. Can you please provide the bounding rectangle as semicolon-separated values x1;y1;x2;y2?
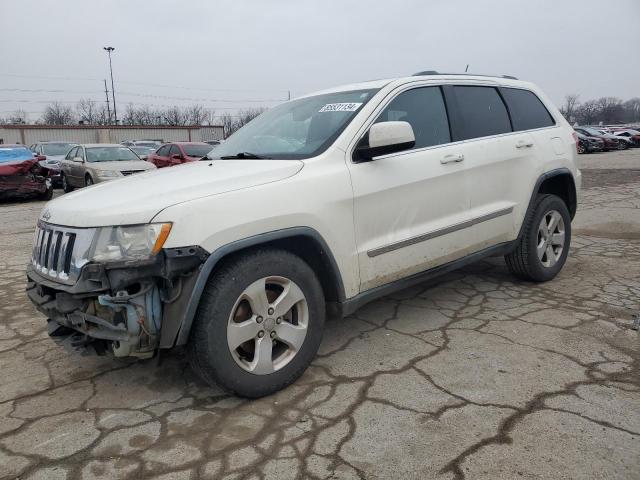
375;86;451;149
501;88;555;131
453;86;511;140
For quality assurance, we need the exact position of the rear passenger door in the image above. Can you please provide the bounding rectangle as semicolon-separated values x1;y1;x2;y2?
348;85;475;291
449;85;541;249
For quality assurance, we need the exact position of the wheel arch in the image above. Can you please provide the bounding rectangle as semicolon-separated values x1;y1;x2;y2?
173;227;346;346
533;168;577;220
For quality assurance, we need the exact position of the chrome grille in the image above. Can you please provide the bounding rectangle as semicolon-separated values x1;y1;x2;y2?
120;170;144;176
31;222;96;285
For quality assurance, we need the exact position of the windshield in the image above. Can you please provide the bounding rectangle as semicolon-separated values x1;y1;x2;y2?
183;144;213;157
0;147;34;163
41;143;74;156
86;147;140;162
135;141;161;147
210;89;378;160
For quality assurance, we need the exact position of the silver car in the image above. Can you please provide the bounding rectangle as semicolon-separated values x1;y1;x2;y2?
60;144;156;192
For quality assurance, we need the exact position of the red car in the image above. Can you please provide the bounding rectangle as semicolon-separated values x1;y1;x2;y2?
0;145;54;201
146;142;213;168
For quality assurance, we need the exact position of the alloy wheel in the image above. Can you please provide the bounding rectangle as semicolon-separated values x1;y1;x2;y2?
227;276;308;375
537;210;565;268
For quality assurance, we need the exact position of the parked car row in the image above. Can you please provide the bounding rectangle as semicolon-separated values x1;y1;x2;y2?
573;125;640;153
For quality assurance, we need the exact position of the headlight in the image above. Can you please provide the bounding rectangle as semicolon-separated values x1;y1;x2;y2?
96;170;118;177
90;223;172;262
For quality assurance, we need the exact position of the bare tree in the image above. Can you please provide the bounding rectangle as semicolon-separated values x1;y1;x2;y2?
595;97;623;124
5;109;28;124
575;100;601;125
220;108;267;138
560;94;580;122
623;98;640;123
76;98;106;125
42;102;75;125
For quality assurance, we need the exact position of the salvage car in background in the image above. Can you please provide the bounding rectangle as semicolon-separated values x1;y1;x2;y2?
60;144;156;192
0;145;54;201
575;131;604;154
30;141;77;187
146;142;212;168
612;129;640;147
574;126;622;151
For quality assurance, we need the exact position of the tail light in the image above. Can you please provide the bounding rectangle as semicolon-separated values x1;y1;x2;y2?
572;132;579;152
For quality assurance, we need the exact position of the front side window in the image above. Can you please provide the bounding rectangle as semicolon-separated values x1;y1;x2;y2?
86;147;139;162
156;145;170;156
66;147;78;160
210;89;378;160
169;144;181;156
501;88;555;131
454;86;512;140
374;86;451;149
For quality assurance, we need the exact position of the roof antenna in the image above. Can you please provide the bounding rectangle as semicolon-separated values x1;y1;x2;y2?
465;64;469;72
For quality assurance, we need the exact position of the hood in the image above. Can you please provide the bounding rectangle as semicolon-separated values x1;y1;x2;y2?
42;159;304;227
87;160;155;171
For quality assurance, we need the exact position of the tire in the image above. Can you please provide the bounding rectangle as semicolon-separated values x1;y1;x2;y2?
85;175;93;187
188;248;325;398
61;173;74;193
38;184;53;201
505;194;571;282
577;143;586;154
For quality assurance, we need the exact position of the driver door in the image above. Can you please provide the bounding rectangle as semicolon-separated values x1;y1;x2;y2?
347;85;474;291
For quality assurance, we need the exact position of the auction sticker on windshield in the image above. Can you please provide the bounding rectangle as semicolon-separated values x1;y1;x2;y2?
319;102;363;113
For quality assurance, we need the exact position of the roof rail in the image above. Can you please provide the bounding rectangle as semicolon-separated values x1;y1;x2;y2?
412;70;518;80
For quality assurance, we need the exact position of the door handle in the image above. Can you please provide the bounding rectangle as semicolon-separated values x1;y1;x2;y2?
441;153;464;164
516;141;534;149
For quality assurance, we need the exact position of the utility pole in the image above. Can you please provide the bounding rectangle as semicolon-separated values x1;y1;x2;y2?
103;47;117;124
287;90;291;101
103;79;112;124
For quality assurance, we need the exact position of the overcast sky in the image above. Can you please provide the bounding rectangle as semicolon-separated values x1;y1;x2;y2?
2;0;639;121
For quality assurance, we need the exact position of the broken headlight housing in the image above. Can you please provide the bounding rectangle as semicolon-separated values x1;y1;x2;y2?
90;223;172;263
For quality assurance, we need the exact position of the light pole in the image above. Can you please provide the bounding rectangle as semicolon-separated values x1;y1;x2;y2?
103;46;117;124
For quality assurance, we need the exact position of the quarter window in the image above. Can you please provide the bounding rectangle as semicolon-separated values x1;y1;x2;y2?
501;88;555;131
375;86;451;149
453;86;512;140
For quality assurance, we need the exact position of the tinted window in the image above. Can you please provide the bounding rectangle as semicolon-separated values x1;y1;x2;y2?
501;88;555;131
169;144;181;156
375;87;450;149
454;86;512;140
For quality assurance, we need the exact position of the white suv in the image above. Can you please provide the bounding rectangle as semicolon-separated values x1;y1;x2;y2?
27;72;581;397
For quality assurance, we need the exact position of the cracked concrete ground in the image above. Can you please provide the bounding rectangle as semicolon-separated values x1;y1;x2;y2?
0;150;638;480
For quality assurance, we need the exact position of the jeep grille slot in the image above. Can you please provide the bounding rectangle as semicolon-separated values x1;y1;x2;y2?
31;223;95;285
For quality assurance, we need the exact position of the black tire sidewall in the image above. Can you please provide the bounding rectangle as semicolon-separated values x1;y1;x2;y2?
85;175;93;186
192;250;325;398
525;195;571;281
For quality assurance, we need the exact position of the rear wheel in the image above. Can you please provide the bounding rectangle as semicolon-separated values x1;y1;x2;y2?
61;173;74;193
188;248;325;398
505;194;571;282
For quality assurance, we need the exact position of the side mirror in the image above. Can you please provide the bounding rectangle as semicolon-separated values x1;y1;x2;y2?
354;121;416;162
171;153;182;160
36;154;46;161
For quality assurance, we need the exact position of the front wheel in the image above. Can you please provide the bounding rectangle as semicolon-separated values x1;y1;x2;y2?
505;194;571;282
61;173;74;193
84;175;93;187
38;183;53;201
188;248;325;398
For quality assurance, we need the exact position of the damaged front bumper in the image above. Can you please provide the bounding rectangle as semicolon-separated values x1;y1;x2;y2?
26;246;208;358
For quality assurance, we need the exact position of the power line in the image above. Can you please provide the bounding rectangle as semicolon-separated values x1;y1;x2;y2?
0;72;289;94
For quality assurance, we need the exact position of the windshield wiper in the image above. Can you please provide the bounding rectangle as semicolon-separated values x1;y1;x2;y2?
219;152;271;159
